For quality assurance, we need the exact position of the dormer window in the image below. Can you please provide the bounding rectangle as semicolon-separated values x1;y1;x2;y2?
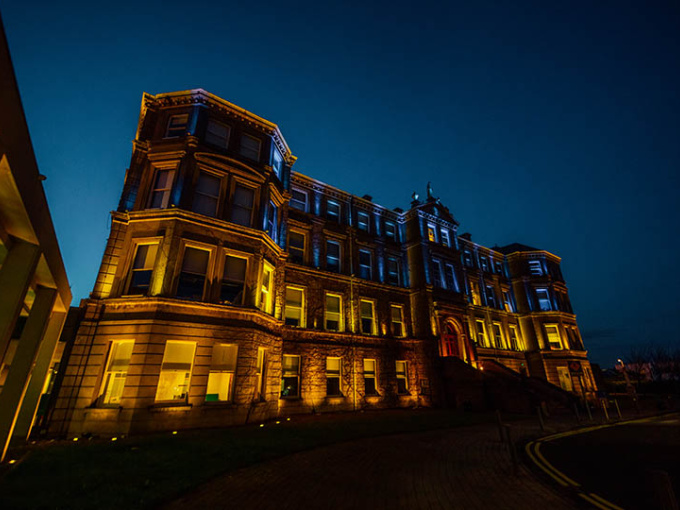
529;260;543;276
357;211;370;232
205;120;230;148
272;147;284;178
165;114;189;138
240;134;261;161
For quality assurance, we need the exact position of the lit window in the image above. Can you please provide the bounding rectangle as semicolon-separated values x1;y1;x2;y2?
325;294;343;332
485;286;496;308
391;304;405;337
440;229;450;247
155;341;195;402
165;114;188;138
384;221;397;241
358;249;372;280
205;120;230;148
556;367;573;392
536;288;551;311
149;169;175;209
503;291;514;312
127;244;158;295
272;147;284;177
545;325;563;350
470;280;481;305
231;185;255;227
432;260;443;288
290;189;308;212
288;231;305;265
220;255;247;304
427;224;436;242
463;251;473;267
265;201;278;242
254;348;267;401
327;200;340;222
176;247;209;300
475;320;487;347
364;359;378;395
259;261;274;314
441;323;459;357
529;260;543;276
239;134;261;161
508;325;520;351
100;340;134;405
395;361;408;394
192;172;221;217
281;355;300;397
386;257;400;286
360;299;376;335
357;211;370;232
326;240;340;273
326;357;342;396
480;257;489;271
492;323;504;349
285;287;305;327
206;344;238;402
444;264;457;291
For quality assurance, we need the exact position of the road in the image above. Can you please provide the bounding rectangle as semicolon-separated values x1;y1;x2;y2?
541;414;680;509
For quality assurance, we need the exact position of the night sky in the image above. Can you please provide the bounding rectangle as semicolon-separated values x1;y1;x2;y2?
2;0;679;368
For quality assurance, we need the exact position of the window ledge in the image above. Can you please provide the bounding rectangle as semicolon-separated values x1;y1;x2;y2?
202;401;236;408
279;396;302;401
325;395;345;400
149;402;193;412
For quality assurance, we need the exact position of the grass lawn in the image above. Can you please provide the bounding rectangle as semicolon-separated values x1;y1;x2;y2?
0;408;496;510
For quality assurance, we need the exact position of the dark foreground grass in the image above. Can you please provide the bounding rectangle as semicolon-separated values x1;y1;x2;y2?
0;408;496;510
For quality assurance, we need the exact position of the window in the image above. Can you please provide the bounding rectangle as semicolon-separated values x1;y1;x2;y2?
427;224;436;242
444;264;457;291
480;256;489;271
326;241;340;272
536;288;551;311
240;133;261;161
177;247;209;300
259;261;274;314
556;367;573;392
432;260;443;288
485;286;496;308
281;355;300;397
363;359;379;395
440;229;450;247
357;211;370;232
395;361;408;394
149;169;175;209
325;294;343;332
254;348;266;400
475;320;487;347
326;357;342;396
391;304;405;337
266;201;278;242
100;340;134;405
290;189;308;212
358;249;372;280
127;244;158;295
192;172;221;217
545;325;563;350
206;344;238;402
288;231;305;265
360;300;376;335
285;287;305;327
384;221;397;241
470;280;481;305
495;261;503;275
231;185;255;227
492;323;504;349
326;200;340;222
165;114;188;138
272;147;284;177
220;255;247;304
205;120;230;148
155;341;195;402
463;251;473;267
386;257;400;286
529;260;543;276
503;291;514;312
508;325;520;351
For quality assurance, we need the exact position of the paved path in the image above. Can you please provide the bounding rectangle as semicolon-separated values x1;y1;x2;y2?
164;420;580;510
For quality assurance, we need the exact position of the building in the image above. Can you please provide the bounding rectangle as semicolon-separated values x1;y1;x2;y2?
47;89;595;438
0;14;72;461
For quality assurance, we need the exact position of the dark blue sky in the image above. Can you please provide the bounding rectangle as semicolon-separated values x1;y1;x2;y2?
3;0;679;367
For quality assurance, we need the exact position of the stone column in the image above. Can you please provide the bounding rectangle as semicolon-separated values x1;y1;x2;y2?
0;286;57;462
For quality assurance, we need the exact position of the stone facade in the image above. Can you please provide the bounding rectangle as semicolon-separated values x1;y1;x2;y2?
47;89;596;438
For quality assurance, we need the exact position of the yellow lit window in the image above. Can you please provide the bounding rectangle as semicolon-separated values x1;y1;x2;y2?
259;261;274;314
205;344;238;402
127;244;158;295
325;294;343;332
281;355;300;397
360;299;376;335
255;348;267;401
155;341;196;402
475;320;487;347
100;341;134;405
396;361;409;394
545;325;563;350
364;359;378;395
285;287;305;327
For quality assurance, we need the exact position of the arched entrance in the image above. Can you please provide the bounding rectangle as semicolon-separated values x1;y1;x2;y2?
440;321;473;363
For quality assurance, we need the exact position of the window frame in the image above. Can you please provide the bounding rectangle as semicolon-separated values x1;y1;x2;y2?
326;357;343;397
230;182;257;228
125;241;160;296
165;113;189;138
205;119;230;148
395;360;409;394
175;244;213;301
289;188;308;212
205;343;238;402
326;200;341;222
192;170;222;217
219;252;248;305
427;224;437;243
326;239;341;273
386;256;400;286
284;285;306;327
357;211;370;232
155;340;196;403
491;322;505;349
545;324;563;350
475;320;488;347
148;167;176;209
508;325;521;351
254;347;267;401
324;293;344;332
384;221;397;241
536;288;552;311
440;228;450;247
239;133;262;161
529;260;543;276
390;304;405;337
259;260;275;315
363;359;378;396
288;230;306;265
99;340;135;406
281;354;301;398
359;299;377;336
358;248;373;280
